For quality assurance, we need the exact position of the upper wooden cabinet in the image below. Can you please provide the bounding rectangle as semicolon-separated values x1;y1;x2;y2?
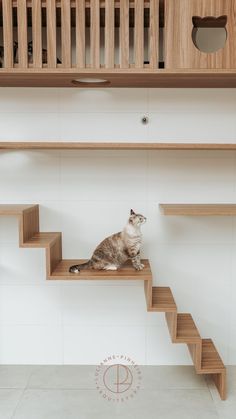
0;0;236;88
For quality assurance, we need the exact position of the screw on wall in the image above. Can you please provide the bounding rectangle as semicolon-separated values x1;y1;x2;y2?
141;116;149;125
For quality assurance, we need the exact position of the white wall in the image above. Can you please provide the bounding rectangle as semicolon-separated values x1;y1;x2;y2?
0;88;236;366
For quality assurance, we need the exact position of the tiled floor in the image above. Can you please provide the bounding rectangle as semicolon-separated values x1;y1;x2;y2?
0;365;235;419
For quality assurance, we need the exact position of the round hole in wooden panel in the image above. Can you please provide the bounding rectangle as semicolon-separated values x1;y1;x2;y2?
192;16;227;54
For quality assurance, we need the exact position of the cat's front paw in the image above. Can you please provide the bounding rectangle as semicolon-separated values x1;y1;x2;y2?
134;264;144;271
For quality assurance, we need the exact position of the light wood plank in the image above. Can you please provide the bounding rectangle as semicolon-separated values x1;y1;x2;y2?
160;204;236;216
47;0;57;68
2;0;14;68
32;0;42;68
90;0;100;68
149;0;159;68
134;0;144;68
120;0;129;68
76;0;86;68
61;0;71;68
50;259;152;280
17;0;28;68
105;0;115;68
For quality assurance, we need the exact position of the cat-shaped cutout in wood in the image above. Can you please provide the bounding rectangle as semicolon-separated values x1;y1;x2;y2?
192;16;227;53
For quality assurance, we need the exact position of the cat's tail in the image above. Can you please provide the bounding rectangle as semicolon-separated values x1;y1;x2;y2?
69;260;92;273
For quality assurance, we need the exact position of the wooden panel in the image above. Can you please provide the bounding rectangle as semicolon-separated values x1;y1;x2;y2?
0;204;36;215
160;204;236;216
47;0;57;68
2;142;236;150
2;0;13;68
201;339;225;373
21;206;40;243
149;0;159;68
175;313;201;343
165;0;236;69
32;0;42;68
46;234;62;275
61;0;71;67
76;0;86;68
17;0;28;68
151;287;177;312
212;371;227;401
90;0;100;68
165;312;177;340
188;342;202;371
22;232;61;248
120;0;129;68
105;0;115;68
134;0;144;68
50;259;152;280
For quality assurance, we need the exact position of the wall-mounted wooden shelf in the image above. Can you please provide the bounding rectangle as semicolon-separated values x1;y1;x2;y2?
0;0;236;88
160;204;236;216
1;142;236;150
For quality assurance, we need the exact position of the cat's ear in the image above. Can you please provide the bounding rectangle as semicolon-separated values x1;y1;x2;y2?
130;209;135;216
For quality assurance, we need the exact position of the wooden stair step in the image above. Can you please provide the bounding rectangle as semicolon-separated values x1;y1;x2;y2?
22;232;61;248
151;287;177;312
175;314;201;343
199;339;225;374
50;259;152;280
0;204;37;215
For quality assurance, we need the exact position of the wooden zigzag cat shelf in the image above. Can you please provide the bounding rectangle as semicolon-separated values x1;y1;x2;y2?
0;204;226;400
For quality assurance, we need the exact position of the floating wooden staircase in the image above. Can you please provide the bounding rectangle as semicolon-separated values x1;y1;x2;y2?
0;203;226;400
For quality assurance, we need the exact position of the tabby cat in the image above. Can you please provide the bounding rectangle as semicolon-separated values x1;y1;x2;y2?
69;209;146;273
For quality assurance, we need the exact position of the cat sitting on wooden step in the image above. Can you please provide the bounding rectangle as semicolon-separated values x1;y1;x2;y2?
69;209;146;273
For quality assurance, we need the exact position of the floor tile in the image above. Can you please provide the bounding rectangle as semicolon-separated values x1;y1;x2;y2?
0;366;34;389
141;366;207;389
27;366;97;389
12;389;117;419
0;389;23;419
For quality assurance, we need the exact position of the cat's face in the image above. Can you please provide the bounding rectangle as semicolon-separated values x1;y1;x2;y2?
129;209;147;226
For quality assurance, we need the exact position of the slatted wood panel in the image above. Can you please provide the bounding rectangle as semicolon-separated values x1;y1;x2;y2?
120;0;130;68
91;0;100;68
149;0;159;68
17;0;28;68
61;0;71;67
105;0;115;68
76;0;86;68
32;0;42;68
134;0;144;68
2;0;13;68
47;0;57;68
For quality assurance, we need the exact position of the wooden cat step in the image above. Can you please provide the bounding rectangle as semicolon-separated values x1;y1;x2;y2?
50;259;152;281
0;204;226;400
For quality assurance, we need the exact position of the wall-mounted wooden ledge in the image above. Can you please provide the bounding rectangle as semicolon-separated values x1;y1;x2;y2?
1;69;236;88
1;142;236;151
160;204;236;216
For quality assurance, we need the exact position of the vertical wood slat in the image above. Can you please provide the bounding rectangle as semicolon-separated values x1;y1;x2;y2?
32;0;42;67
105;0;114;68
61;0;71;68
91;0;100;68
120;0;129;68
47;0;57;68
149;0;159;68
134;0;144;68
17;0;28;68
2;0;13;68
76;0;85;68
